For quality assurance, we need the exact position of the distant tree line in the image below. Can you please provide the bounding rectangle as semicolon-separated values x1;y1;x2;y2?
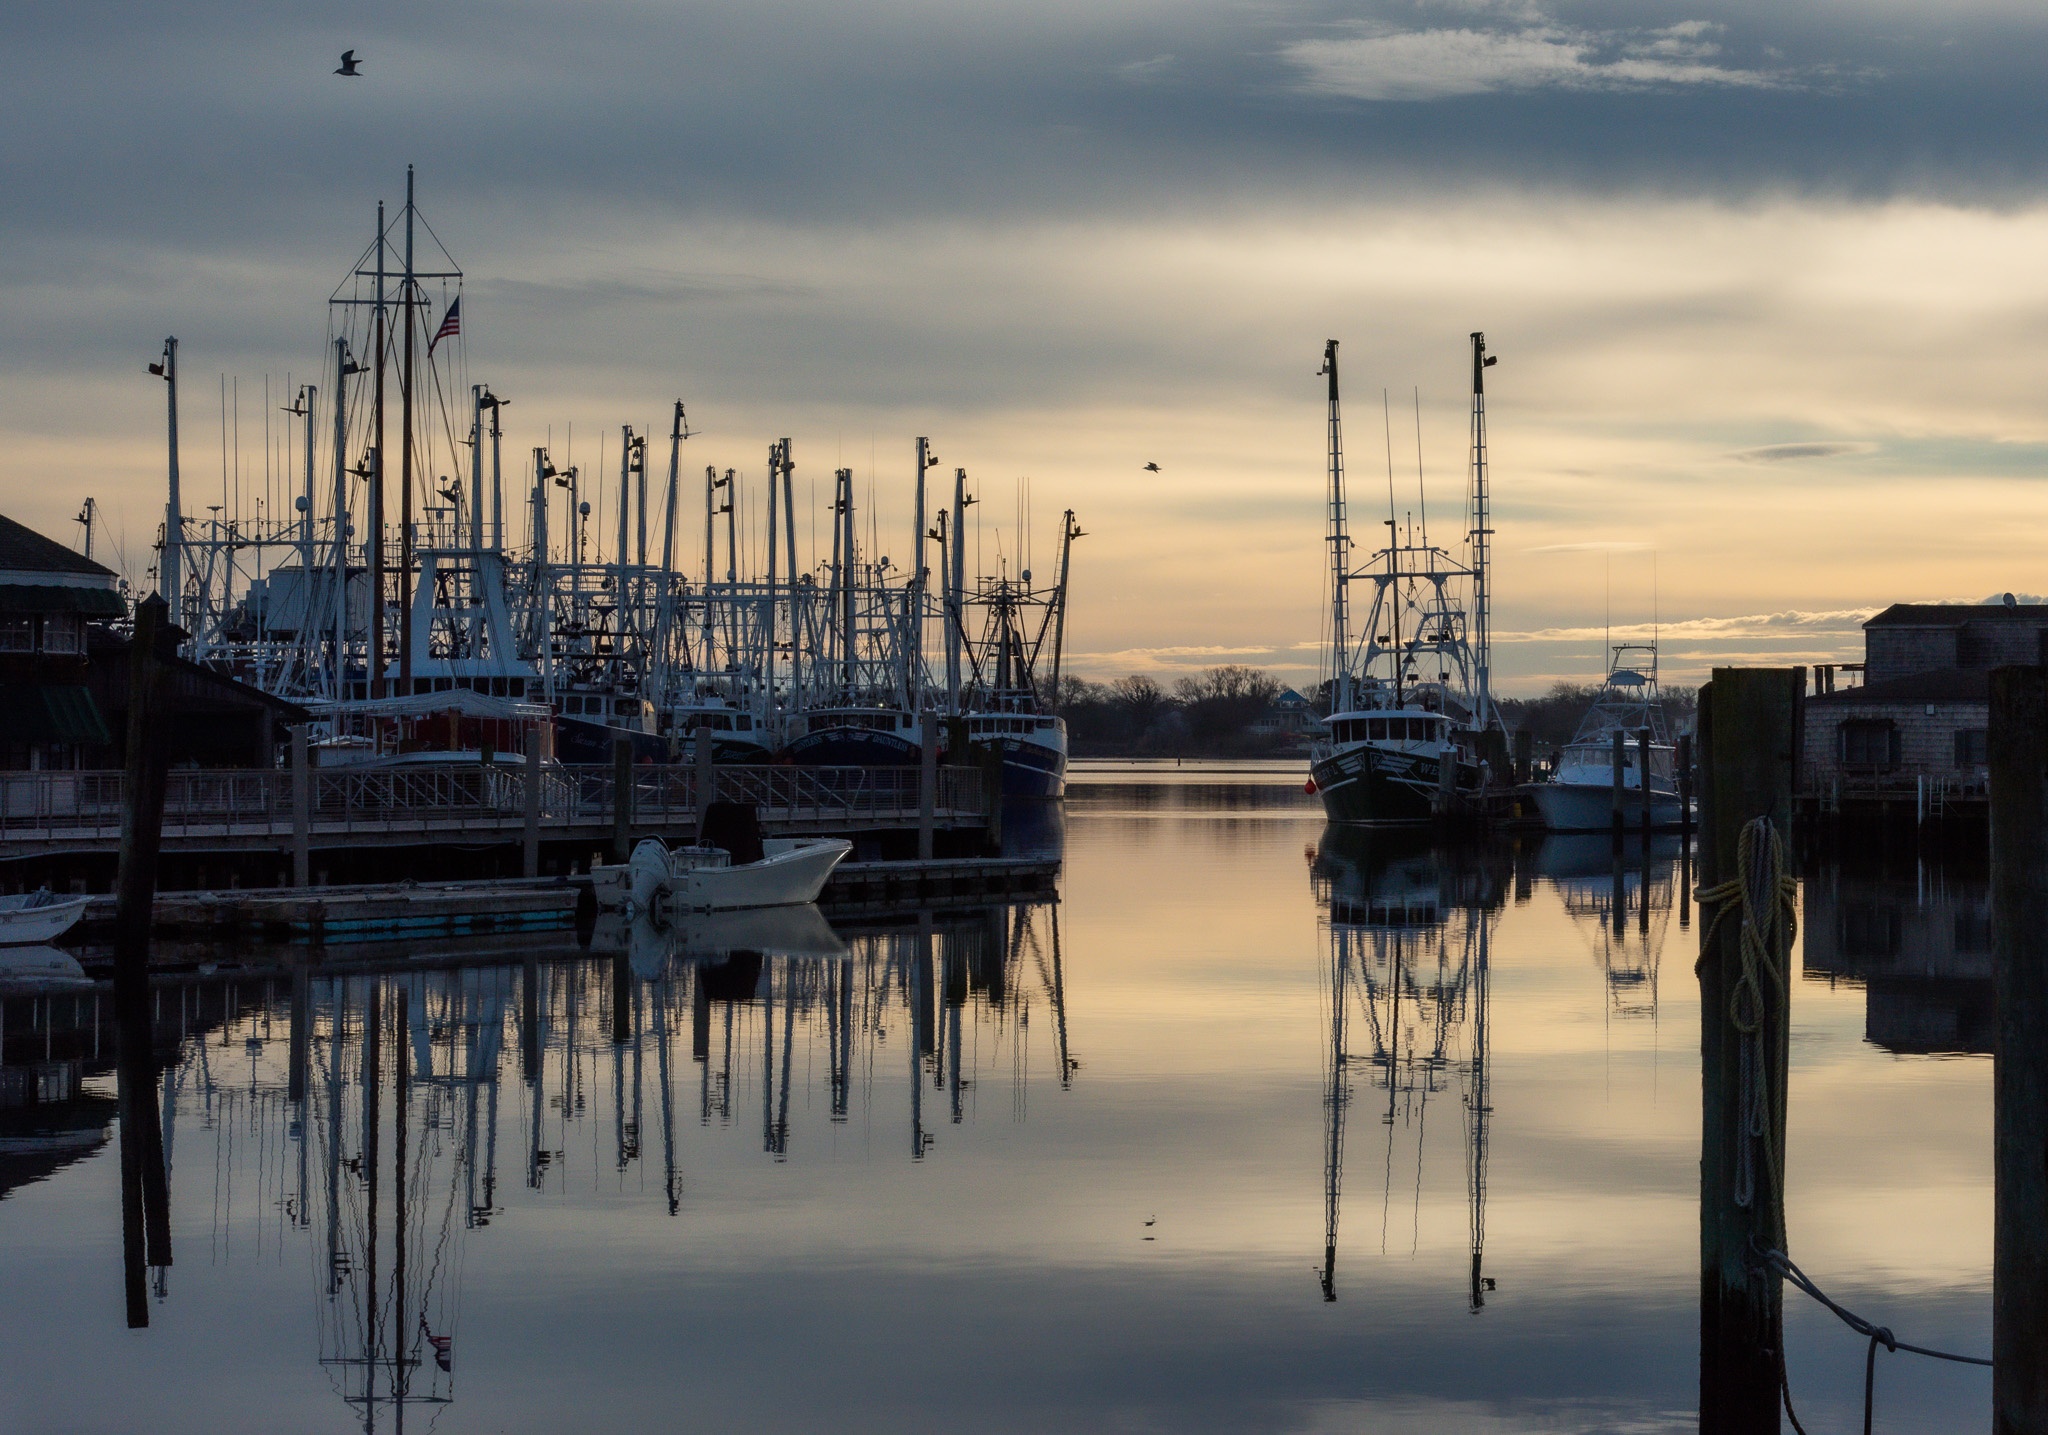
1055;664;1290;757
1050;668;1697;759
1493;681;1699;756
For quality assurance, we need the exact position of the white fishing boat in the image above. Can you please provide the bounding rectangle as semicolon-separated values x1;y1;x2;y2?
1526;643;1684;832
592;835;852;921
0;891;91;946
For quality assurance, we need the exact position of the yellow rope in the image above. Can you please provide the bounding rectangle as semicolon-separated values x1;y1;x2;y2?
1694;817;1799;1244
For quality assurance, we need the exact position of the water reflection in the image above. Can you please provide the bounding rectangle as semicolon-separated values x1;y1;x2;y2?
1533;835;1690;1026
0;896;1067;1428
1312;829;1507;1311
1802;864;1994;1055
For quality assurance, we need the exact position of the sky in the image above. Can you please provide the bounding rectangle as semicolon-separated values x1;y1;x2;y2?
5;0;2048;695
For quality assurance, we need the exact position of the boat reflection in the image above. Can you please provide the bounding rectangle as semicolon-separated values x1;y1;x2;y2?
1532;833;1689;1025
1311;828;1505;1311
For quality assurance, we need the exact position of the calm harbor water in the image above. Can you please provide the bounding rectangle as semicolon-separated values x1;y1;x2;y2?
0;763;1994;1432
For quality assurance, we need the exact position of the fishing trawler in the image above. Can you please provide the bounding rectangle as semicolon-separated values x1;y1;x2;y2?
1307;336;1506;825
1526;643;1683;831
140;171;1082;791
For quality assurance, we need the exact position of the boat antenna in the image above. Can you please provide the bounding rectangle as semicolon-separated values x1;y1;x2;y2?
1413;387;1428;551
1382;388;1398;535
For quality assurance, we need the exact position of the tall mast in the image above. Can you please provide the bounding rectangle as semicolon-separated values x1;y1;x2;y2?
779;442;798;718
1049;510;1080;703
469;388;485;555
330;338;352;700
154;337;183;627
764;441;780;713
946;468;967;715
912;438;931;710
1469;331;1495;731
488;391;504;550
371;203;387;698
701;465;717;673
837;467;855;693
398;166;417;695
659;405;682;702
1320;341;1351;713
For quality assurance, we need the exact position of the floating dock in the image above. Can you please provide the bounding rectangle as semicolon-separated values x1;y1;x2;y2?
73;854;1060;952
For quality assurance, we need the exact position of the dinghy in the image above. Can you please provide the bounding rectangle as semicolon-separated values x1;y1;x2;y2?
0;890;90;947
592;836;852;924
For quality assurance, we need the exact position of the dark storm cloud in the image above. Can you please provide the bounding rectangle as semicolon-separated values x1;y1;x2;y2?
5;0;2048;258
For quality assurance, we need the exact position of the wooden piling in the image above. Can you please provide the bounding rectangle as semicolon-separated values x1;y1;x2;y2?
612;737;633;863
1612;727;1626;843
695;722;716;827
1988;665;2048;1434
1638;728;1652;832
112;596;174;1318
1696;668;1801;1434
919;721;938;861
1513;728;1533;786
1437;742;1457;819
981;745;1004;851
291;723;311;888
1677;732;1694;834
522;728;541;879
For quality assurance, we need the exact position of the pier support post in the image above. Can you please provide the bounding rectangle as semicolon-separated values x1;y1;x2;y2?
1696;668;1801;1434
695;722;716;828
1677;732;1694;834
1639;728;1653;833
919;721;938;861
1513;728;1532;786
113;594;173;1324
522;728;541;879
291;724;310;888
981;745;1004;852
612;737;633;863
1612;728;1626;844
1437;743;1457;820
1988;666;2048;1434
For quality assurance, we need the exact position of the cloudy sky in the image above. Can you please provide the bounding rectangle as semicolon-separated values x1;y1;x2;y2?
6;0;2047;693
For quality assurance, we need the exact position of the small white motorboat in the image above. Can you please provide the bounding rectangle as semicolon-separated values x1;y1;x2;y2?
0;890;91;947
592;836;852;924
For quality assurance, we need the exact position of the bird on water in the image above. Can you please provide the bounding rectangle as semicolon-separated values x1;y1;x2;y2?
335;50;362;76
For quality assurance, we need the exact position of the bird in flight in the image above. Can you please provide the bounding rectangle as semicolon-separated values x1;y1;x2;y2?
1143;462;1161;473
335;50;362;76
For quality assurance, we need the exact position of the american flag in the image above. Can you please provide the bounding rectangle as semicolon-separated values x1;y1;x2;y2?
429;297;461;352
420;1316;453;1372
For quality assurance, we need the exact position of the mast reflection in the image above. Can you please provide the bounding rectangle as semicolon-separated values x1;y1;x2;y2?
1312;828;1504;1311
39;895;1075;1422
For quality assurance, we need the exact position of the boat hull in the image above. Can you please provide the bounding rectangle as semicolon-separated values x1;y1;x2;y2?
779;728;921;766
982;739;1066;800
1527;781;1684;832
0;896;90;947
1311;744;1482;826
556;714;669;766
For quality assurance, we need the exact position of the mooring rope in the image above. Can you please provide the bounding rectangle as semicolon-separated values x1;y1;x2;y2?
1696;815;1990;1433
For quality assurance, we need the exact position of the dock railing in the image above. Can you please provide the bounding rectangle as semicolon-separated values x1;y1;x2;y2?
0;762;987;851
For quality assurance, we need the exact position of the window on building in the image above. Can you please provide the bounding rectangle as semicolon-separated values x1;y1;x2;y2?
0;615;31;652
1955;728;1989;766
40;614;83;654
1839;720;1899;768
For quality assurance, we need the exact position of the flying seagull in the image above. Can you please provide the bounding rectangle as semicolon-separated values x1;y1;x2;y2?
335;50;362;76
1143;462;1160;473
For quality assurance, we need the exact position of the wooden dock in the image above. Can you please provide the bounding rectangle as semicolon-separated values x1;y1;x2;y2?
0;762;990;861
72;854;1060;949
